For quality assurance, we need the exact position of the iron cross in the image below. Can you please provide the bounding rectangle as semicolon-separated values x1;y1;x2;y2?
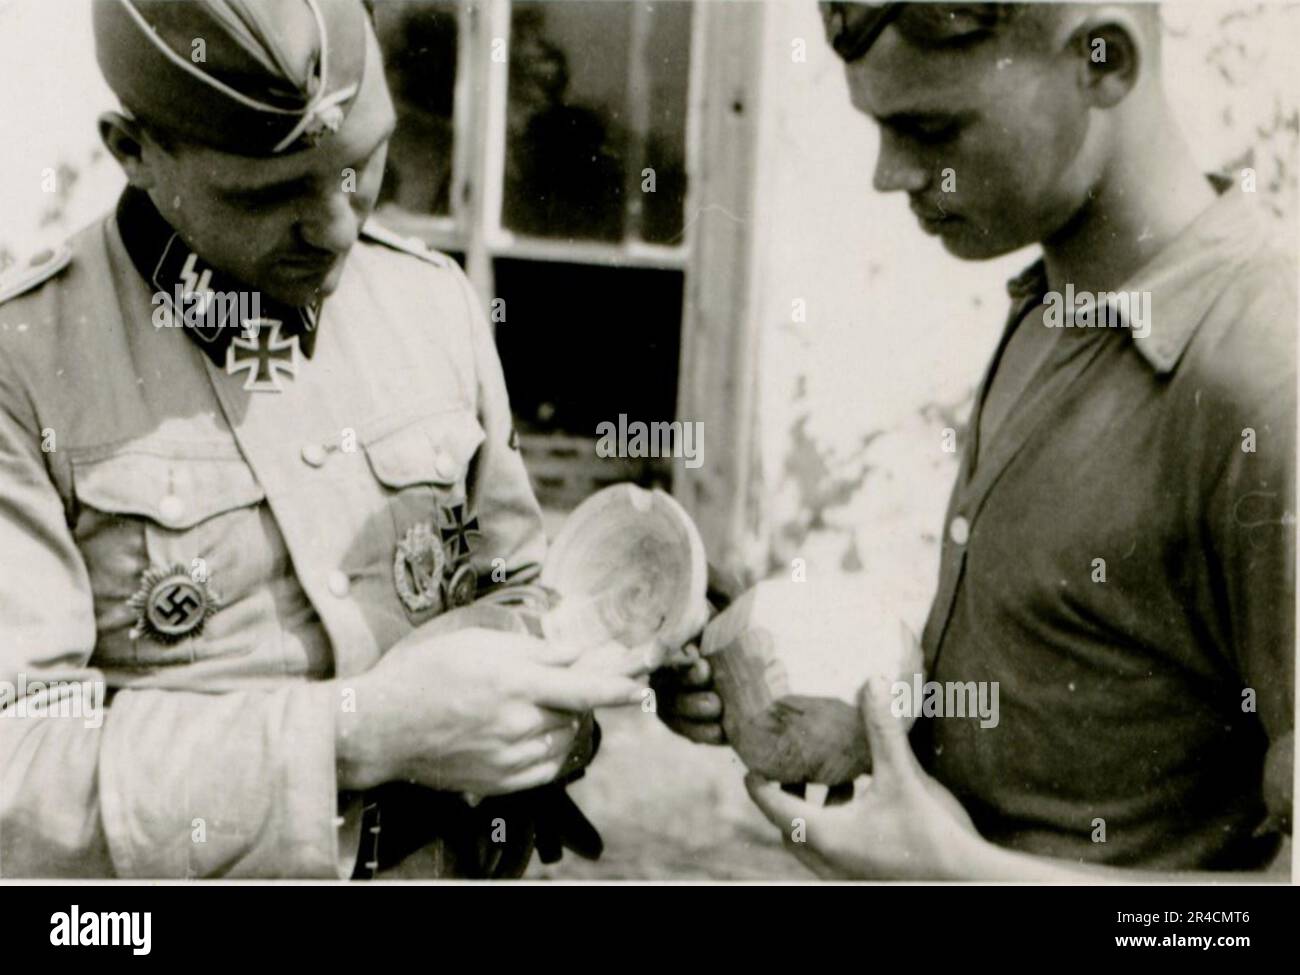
440;503;482;566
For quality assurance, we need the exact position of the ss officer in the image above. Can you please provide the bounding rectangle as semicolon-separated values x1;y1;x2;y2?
0;0;641;878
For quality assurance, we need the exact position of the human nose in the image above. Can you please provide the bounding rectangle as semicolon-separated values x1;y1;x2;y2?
297;189;361;255
873;131;929;195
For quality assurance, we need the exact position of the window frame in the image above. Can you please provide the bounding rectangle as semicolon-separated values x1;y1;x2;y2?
374;0;696;301
374;0;767;579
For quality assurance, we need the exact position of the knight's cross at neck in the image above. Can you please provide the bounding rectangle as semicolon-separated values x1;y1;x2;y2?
116;186;320;391
227;320;302;393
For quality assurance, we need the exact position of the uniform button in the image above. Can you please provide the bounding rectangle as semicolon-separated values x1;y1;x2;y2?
433;449;457;482
301;443;327;467
949;516;970;546
328;571;350;598
159;494;185;523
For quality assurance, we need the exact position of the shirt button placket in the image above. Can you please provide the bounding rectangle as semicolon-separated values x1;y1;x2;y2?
328;570;350;599
432;448;456;483
159;494;185;523
949;515;970;546
301;443;327;468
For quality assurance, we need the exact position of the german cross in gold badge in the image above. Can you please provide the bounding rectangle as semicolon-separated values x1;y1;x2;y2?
227;319;299;392
128;564;220;643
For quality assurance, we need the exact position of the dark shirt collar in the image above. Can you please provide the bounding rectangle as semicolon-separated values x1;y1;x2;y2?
114;187;319;364
1005;175;1273;375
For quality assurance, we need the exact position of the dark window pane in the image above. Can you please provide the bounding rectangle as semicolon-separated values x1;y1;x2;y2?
374;1;459;216
491;259;682;437
637;1;692;245
504;1;691;243
493;259;683;506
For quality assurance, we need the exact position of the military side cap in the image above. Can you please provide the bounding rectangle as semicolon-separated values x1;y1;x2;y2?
819;2;902;62
93;0;379;156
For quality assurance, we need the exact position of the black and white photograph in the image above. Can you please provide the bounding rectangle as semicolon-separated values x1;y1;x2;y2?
0;0;1295;925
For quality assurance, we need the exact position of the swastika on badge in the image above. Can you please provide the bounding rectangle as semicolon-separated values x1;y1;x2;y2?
128;564;220;643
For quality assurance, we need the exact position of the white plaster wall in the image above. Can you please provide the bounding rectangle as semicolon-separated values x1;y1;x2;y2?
747;0;1300;632
0;0;121;259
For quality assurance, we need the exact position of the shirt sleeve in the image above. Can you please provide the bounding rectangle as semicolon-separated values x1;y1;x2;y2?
1206;378;1296;833
0;356;345;878
451;264;547;593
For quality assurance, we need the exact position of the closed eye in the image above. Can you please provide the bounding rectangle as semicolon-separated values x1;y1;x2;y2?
215;123;394;209
877;111;967;147
219;179;313;209
893;119;961;146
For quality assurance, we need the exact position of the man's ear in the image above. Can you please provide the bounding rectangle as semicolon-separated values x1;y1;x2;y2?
98;111;157;189
1066;11;1145;109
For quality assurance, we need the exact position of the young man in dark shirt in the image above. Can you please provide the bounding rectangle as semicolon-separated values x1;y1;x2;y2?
665;2;1294;878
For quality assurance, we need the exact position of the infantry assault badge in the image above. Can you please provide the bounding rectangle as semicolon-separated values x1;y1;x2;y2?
394;522;447;614
128;564;220;643
393;505;483;616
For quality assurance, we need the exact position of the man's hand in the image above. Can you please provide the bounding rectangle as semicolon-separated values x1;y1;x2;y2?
335;626;643;796
650;649;726;745
648;563;744;746
745;677;983;879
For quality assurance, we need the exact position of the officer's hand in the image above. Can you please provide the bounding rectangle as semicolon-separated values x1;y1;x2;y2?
649;647;726;745
336;627;643;796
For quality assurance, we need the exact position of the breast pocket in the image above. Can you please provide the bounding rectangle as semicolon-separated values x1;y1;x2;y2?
359;408;487;621
70;447;269;667
363;407;486;508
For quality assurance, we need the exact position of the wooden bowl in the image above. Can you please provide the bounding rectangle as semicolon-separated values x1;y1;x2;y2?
541;483;709;675
701;577;921;786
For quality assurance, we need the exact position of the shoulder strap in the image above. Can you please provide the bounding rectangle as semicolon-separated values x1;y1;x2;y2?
359;221;452;269
0;243;73;305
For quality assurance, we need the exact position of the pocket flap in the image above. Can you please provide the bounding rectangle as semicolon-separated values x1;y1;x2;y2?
71;450;266;530
363;409;486;489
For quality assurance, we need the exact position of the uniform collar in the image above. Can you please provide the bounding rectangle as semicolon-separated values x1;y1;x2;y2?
1005;176;1271;375
114;187;319;364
